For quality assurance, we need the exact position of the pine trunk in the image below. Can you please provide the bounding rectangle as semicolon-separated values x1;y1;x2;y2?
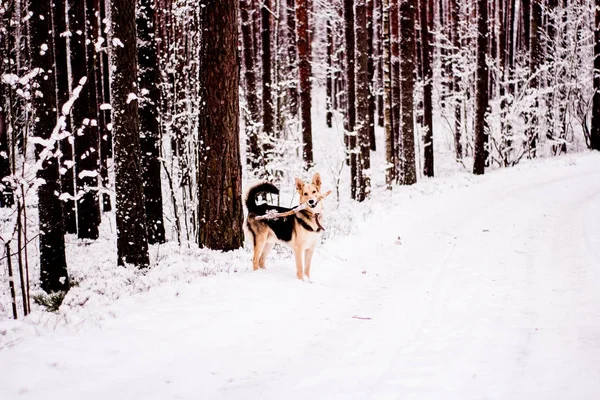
344;0;358;198
296;0;314;167
356;0;371;201
287;0;299;116
592;0;600;151
326;18;333;128
400;0;417;185
29;0;70;292
382;0;394;188
474;0;489;175
367;0;376;151
197;0;245;250
241;0;263;170
109;0;150;267
528;0;542;157
262;0;274;152
99;0;112;212
391;0;401;181
421;0;434;177
450;0;462;160
137;0;166;244
376;0;385;128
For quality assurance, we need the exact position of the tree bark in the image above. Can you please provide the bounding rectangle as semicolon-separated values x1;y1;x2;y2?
474;0;489;174
326;18;334;128
197;0;245;250
528;0;542;157
287;0;299;116
344;0;358;198
262;0;274;154
391;0;401;180
382;0;395;188
592;0;600;151
367;0;376;151
109;0;150;267
29;0;70;292
400;0;417;185
420;0;434;177
138;0;166;244
450;0;462;160
297;0;314;167
356;0;371;201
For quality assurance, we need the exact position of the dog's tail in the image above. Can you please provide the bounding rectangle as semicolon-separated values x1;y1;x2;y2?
245;181;279;215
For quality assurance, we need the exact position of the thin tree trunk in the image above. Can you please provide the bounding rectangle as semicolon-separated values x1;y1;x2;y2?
262;0;274;154
376;0;385;128
528;0;542;157
241;0;263;170
109;0;150;267
474;0;489;174
287;0;298;116
29;0;70;292
344;0;357;198
356;0;371;201
5;243;17;319
400;0;417;185
391;0;400;180
138;0;166;244
296;0;314;167
421;0;434;177
592;0;600;151
450;0;462;160
383;0;395;188
326;18;334;128
367;0;376;151
99;0;112;212
197;0;245;250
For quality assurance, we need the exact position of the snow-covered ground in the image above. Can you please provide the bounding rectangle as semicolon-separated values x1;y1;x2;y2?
1;152;600;400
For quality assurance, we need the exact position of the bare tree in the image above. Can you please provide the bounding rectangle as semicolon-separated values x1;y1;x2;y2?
297;0;314;167
474;0;489;174
400;0;417;184
356;0;371;201
420;0;434;177
592;0;600;151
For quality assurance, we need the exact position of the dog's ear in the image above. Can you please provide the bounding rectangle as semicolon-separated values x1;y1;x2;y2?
312;173;322;191
295;178;304;193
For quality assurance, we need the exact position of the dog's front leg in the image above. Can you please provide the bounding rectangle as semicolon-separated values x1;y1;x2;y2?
294;246;304;280
304;246;316;280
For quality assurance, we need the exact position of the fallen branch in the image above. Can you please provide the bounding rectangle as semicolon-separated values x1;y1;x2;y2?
255;190;332;220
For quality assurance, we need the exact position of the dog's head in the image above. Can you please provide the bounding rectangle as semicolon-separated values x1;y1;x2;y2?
295;173;324;213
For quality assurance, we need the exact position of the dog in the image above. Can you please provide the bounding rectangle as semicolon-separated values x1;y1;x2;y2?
244;173;325;280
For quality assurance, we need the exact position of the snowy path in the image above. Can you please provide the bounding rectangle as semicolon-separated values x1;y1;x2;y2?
3;156;600;400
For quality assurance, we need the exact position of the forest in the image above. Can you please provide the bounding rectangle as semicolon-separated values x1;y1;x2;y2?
1;0;600;319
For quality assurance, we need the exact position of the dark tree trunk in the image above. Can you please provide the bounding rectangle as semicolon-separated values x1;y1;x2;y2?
326;18;333;128
391;0;400;180
99;0;112;212
474;0;489;175
241;0;263;170
592;0;600;151
297;0;314;167
450;0;462;160
420;0;434;177
367;0;376;151
383;0;395;187
109;0;150;267
287;0;298;117
197;0;245;250
356;0;371;201
344;0;357;198
0;80;14;207
69;0;100;240
528;0;542;157
52;0;75;228
400;0;417;185
262;0;274;152
29;0;70;292
376;0;385;128
521;0;530;52
138;0;166;244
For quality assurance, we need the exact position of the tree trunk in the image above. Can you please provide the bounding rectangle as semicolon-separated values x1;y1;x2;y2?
420;0;434;177
474;0;489;174
376;0;385;128
241;0;263;170
382;0;395;188
0;62;14;207
528;0;542;157
367;0;376;151
287;0;298;117
344;0;357;198
356;0;371;201
262;0;274;154
391;0;401;181
69;0;100;240
29;0;70;292
450;0;462;160
138;0;166;244
296;0;314;167
326;18;333;128
99;0;112;212
109;0;150;267
592;0;600;151
400;0;417;185
197;0;245;250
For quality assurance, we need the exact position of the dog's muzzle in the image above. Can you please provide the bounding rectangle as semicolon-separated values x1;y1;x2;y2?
308;199;316;208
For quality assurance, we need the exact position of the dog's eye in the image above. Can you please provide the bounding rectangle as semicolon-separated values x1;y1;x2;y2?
304;193;308;196
312;190;316;194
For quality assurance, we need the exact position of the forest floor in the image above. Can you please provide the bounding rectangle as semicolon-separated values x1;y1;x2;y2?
1;151;600;399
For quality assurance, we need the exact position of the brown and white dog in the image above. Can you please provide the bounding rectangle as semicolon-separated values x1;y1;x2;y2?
244;173;325;280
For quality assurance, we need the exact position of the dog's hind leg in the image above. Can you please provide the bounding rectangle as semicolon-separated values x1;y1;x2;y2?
258;242;274;269
304;245;316;280
252;233;268;271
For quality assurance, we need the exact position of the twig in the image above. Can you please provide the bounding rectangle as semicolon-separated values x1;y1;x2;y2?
254;190;332;220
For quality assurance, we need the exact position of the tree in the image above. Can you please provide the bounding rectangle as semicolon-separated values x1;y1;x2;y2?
400;0;417;185
382;0;395;188
197;0;245;250
69;0;101;240
138;0;166;244
450;0;462;160
529;0;542;157
344;0;358;198
241;0;262;171
109;0;150;267
356;0;371;201
296;0;314;167
473;0;489;174
29;0;70;292
592;0;600;151
262;0;274;157
420;0;434;177
287;0;299;116
390;0;400;179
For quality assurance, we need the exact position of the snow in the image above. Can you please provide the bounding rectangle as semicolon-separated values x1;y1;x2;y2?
1;152;600;399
